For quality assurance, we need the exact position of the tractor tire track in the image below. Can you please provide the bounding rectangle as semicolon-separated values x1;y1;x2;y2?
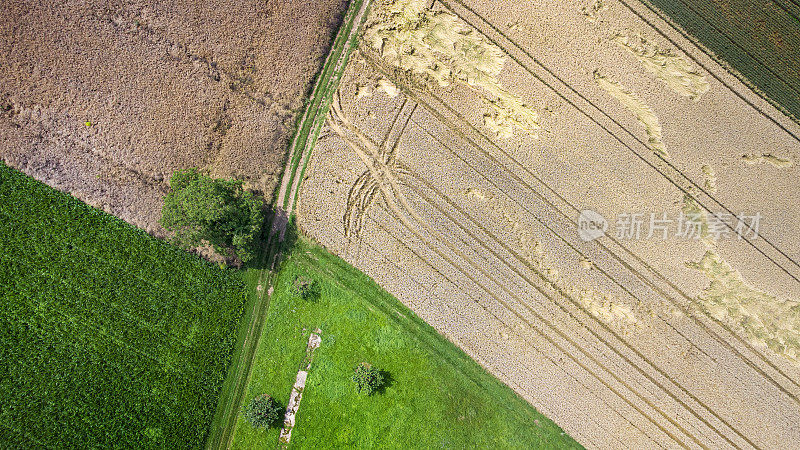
301;217;637;449
441;0;800;286
321;105;718;446
360;51;800;404
327;94;761;448
407;108;800;405
403;161;766;449
351;206;679;448
361;185;708;448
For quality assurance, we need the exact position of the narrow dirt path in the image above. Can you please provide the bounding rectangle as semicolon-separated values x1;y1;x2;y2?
204;1;372;448
278;0;373;215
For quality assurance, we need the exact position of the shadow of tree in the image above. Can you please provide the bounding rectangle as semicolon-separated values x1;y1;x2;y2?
375;370;394;395
241;206;299;271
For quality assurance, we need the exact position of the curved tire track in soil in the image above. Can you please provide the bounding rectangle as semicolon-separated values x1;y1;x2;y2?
296;0;800;446
360;12;800;401
326;95;759;448
317;98;659;446
325;100;716;447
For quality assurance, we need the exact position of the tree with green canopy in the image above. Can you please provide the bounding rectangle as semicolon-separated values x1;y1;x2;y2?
351;362;384;395
242;394;283;429
160;168;264;262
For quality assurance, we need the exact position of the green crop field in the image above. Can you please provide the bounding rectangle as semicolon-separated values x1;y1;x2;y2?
0;163;247;448
641;0;800;122
229;235;581;449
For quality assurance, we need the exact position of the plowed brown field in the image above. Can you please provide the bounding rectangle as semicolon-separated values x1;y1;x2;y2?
0;0;346;234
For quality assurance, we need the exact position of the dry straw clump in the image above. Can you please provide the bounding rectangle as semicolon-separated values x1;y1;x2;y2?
365;0;539;138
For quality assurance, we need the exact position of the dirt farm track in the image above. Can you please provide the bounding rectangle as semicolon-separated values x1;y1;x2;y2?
298;0;800;448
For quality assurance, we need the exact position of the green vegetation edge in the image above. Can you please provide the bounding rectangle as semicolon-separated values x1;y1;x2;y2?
229;236;582;449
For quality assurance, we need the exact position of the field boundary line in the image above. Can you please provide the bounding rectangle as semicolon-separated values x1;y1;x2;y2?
623;0;800;131
278;0;363;209
0;207;225;295
278;0;372;214
316;218;652;448
287;0;373;213
205;213;282;450
292;252;612;449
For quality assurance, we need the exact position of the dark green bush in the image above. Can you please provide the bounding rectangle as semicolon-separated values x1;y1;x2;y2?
160;168;264;262
351;362;384;395
290;275;316;300
242;394;283;429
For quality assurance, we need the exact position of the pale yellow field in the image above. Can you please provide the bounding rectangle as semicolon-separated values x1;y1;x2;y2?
298;0;800;447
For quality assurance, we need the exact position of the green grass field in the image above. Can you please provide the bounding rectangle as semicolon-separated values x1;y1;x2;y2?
0;163;247;449
229;236;581;449
642;0;800;122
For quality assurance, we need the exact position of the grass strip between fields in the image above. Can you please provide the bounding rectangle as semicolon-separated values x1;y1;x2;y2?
229;239;582;449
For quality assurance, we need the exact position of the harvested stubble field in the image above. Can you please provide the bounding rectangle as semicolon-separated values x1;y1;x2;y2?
298;0;800;447
0;163;247;448
0;0;347;234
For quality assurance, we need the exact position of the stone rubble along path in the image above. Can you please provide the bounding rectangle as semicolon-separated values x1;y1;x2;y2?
278;329;322;446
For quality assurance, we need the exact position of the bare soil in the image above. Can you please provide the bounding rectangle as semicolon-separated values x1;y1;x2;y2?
0;0;347;234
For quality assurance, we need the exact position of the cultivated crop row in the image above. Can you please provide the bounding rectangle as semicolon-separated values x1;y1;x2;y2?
0;163;247;449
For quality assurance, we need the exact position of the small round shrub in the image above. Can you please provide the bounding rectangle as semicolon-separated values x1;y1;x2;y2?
242;394;282;429
351;362;384;395
290;275;316;300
